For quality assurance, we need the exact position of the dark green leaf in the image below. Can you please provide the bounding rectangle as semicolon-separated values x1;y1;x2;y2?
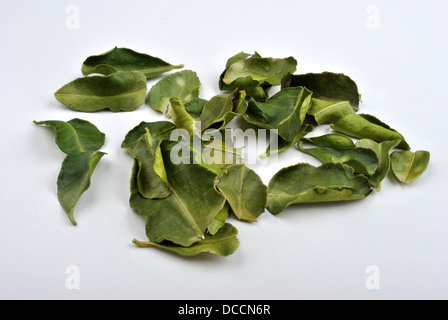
282;72;360;111
57;151;106;225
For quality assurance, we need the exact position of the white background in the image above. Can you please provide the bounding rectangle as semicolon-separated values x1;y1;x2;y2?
1;0;447;300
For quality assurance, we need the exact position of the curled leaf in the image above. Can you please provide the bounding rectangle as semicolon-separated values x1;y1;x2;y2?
133;223;239;257
55;71;147;112
147;70;201;114
355;139;401;190
267;163;372;215
243;87;313;142
304;133;355;150
33;119;105;154
130;141;226;247
215;165;267;222
282;72;360;111
220;52;297;100
298;142;379;176
81;47;183;79
331;114;410;150
390;150;430;184
307;98;354;125
58;151;106;225
121;121;176;153
130;129;170;199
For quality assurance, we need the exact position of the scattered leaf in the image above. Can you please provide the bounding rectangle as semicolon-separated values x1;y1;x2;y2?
55;71;147;112
390;150;430;184
267;163;372;215
33;119;105;154
81;47;183;79
57;151;106;225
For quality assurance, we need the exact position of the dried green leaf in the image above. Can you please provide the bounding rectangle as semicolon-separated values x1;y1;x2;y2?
133;223;239;257
130;129;170;199
390;150;430;184
354;139;400;190
243;87;313;142
307;98;355;125
58;151;106;225
215;165;267;222
33;119;105;154
304;133;355;150
220;52;297;100
207;203;230;236
147;70;201;114
130;141;226;247
261;124;314;159
298;142;379;176
267;163;372;215
282;72;360;111
55;71;147;112
121;121;176;153
331;114;410;150
81;47;183;79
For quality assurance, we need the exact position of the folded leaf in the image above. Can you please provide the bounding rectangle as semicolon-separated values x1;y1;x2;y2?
121;121;177;152
243;87;313;142
220;52;297;100
55;71;147;112
215;165;267;222
354;139;400;190
169;97;201;138
307;98;354;125
282;72;360;111
33;119;105;154
147;70;201;114
130;141;226;247
132;223;239;257
207;203;230;236
130;129;170;199
81;47;183;79
298;142;379;176
390;150;430;184
331;114;410;150
267;163;372;215
58;151;106;225
200;90;248;134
